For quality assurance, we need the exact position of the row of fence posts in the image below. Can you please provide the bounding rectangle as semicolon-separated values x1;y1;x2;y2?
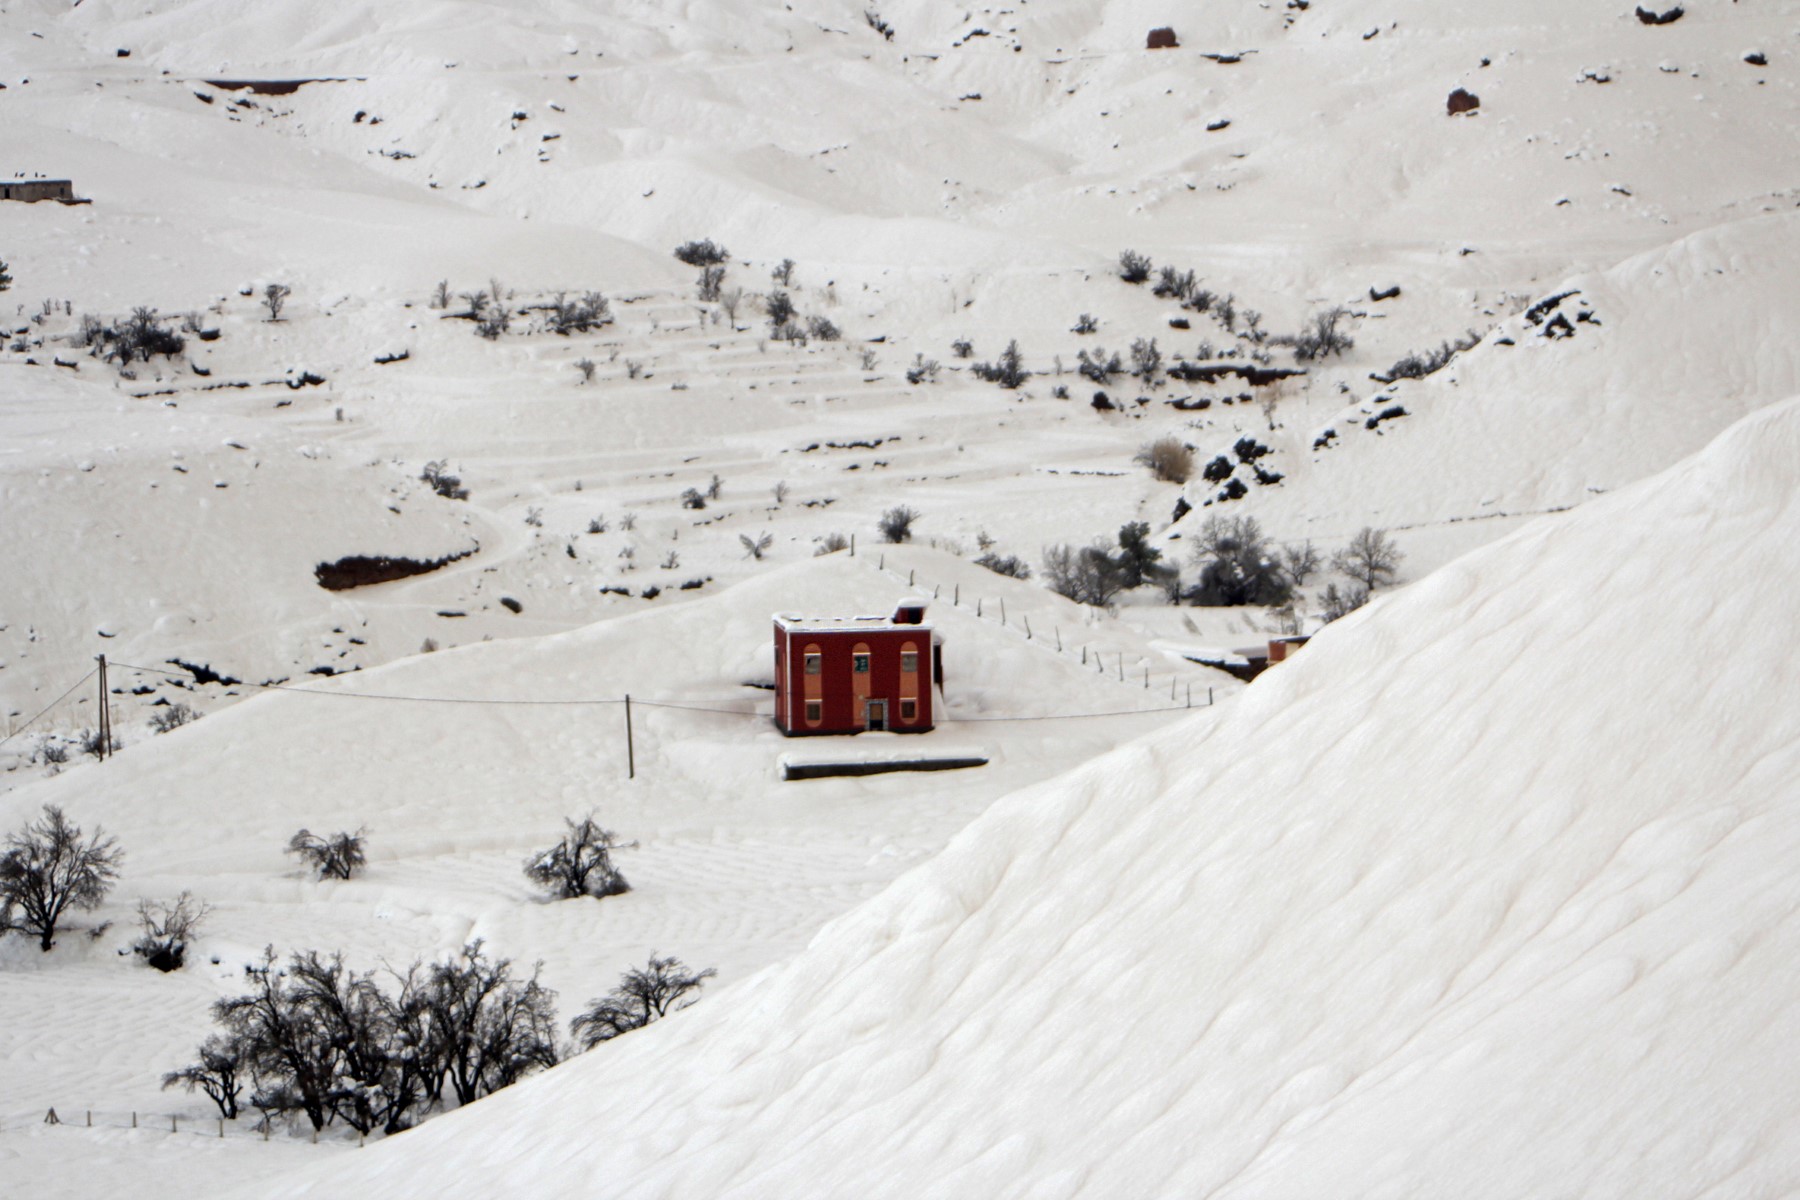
43;1106;365;1147
870;558;1213;708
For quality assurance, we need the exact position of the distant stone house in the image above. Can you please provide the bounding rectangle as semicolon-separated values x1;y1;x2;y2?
1;179;78;203
773;604;942;735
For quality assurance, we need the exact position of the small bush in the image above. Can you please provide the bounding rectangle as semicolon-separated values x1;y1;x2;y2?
697;266;725;302
1130;337;1163;382
1153;267;1197;300
1321;582;1371;622
1072;313;1099;334
815;532;850;556
971;340;1027;388
975;552;1031;579
1292;306;1355;361
765;290;796;330
149;702;197;734
806;315;841;341
421;460;469;501
575;357;597;383
674;239;729;266
570;955;716;1050
878;505;921;543
287;829;367;880
1077;347;1122;384
1378;330;1481;382
906;354;940;384
134;891;210;972
950;338;974;359
262;283;292;322
1135;436;1193;483
1202;455;1234;484
680;487;706;510
739;531;773;560
1118;250;1152;284
524;815;632;900
548;291;610;335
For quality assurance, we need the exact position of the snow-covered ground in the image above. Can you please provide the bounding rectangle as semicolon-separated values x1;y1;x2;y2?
2;0;1797;1195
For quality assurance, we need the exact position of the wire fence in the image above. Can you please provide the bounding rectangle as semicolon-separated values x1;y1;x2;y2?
2;1104;363;1148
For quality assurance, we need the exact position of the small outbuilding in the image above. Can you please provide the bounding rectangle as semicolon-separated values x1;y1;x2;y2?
1;179;77;203
774;604;942;736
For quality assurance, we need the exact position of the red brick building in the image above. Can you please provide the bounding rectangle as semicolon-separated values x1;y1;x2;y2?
774;604;941;735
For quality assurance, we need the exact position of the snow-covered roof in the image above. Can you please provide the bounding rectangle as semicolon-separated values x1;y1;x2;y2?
774;612;933;634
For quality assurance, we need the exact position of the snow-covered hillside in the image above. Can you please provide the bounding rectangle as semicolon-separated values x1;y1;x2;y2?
3;0;1798;1195
255;394;1800;1199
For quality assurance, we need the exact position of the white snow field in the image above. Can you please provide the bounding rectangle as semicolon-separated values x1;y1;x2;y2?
2;0;1799;1195
238;395;1800;1200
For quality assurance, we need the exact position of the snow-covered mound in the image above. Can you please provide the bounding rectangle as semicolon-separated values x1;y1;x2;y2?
265;395;1800;1199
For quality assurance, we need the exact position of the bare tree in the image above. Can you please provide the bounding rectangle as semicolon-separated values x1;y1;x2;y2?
1320;582;1371;623
1187;516;1292;606
878;505;921;543
719;287;744;327
162;1034;247;1120
574;357;597;384
262;283;292;322
697;265;726;302
1041;542;1129;607
415;940;559;1106
524;815;632;900
134;890;210;971
1;805;124;951
1333;527;1403;589
1281;541;1323;588
771;257;796;286
570;955;716;1050
287;828;367;880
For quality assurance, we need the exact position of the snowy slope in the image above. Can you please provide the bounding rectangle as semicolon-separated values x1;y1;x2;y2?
256;398;1800;1199
0;544;1229;1193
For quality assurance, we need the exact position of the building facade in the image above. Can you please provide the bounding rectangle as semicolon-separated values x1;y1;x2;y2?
773;604;941;736
1;180;76;203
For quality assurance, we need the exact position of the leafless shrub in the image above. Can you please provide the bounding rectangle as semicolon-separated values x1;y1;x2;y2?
149;702;197;734
673;239;729;266
286;828;367;880
697;266;726;302
1135;436;1193;483
134;891;210;971
523;815;632;900
575;357;596;383
1291;306;1355;361
815;532;850;556
906;354;940;384
878;505;921;543
570;955;715;1049
740;531;773;559
1118;249;1152;284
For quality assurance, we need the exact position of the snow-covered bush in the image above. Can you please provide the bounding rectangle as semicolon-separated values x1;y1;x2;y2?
524;815;632;900
1186;516;1292;606
1118;249;1152;284
149;702;197;734
421;460;469;500
133;891;209;971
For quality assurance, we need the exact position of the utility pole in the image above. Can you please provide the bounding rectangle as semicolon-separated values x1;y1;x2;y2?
95;655;111;761
624;694;635;780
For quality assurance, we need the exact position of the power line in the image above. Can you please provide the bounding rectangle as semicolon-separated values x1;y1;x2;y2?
104;661;1196;723
0;668;97;751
